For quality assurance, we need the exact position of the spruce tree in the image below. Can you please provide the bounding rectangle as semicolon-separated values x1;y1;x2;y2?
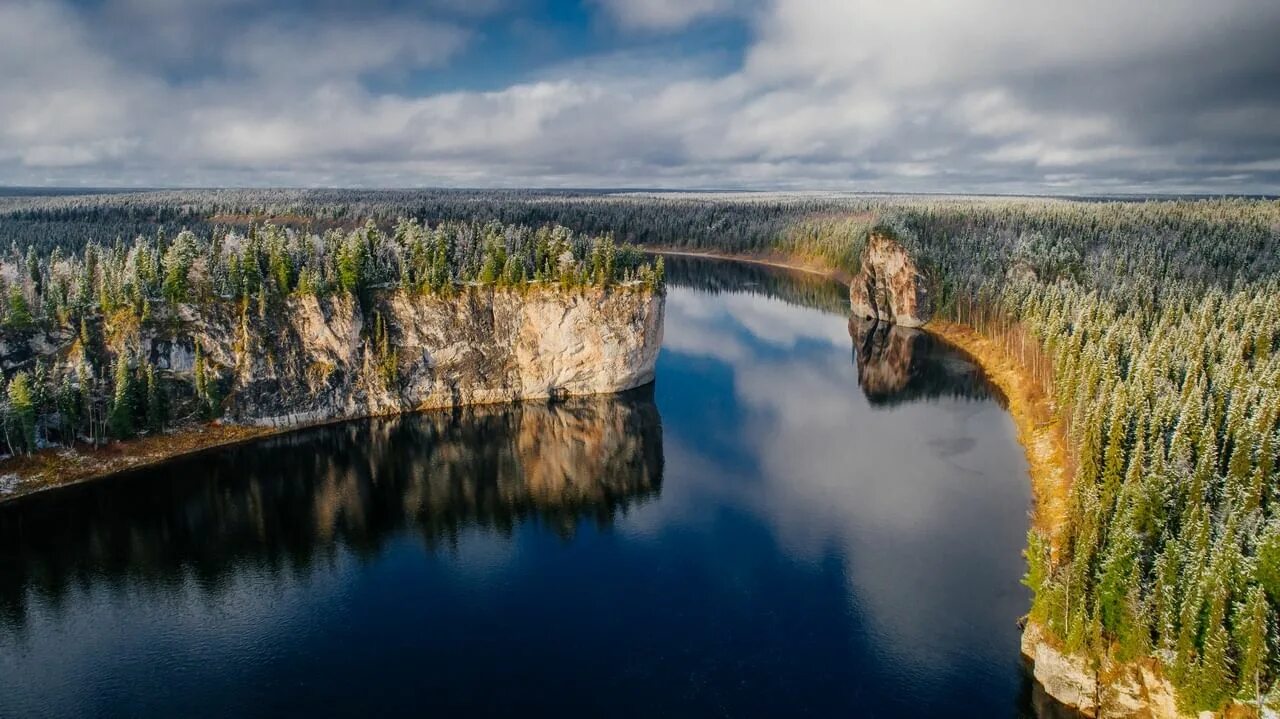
1234;585;1271;716
4;372;37;456
145;364;166;433
108;352;135;439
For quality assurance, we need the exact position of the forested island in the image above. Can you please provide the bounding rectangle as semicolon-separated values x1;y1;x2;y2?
1;189;1277;717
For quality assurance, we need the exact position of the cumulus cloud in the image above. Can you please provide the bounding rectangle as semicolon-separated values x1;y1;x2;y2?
0;0;1278;192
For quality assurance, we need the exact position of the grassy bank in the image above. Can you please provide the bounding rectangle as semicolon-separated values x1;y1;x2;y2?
0;424;275;504
924;321;1071;542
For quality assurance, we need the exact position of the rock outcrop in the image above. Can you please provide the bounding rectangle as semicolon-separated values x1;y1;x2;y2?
848;232;931;327
1021;623;1186;719
11;286;664;428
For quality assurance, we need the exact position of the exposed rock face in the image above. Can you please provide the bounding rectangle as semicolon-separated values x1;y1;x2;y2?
196;287;663;425
10;286;664;427
848;232;931;327
1022;622;1186;719
0;328;73;373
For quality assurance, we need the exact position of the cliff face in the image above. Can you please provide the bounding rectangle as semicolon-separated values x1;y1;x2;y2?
184;287;663;425
1021;623;1185;719
848;232;932;327
10;286;663;428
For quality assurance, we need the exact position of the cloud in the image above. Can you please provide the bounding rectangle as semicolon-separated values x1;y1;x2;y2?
634;282;1035;674
589;0;736;31
0;0;1278;192
227;18;469;82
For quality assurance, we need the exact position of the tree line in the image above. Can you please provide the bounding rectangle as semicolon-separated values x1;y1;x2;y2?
0;217;661;456
873;199;1280;714
2;188;1276;713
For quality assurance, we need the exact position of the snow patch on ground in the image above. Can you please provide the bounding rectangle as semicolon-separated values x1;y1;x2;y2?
0;473;18;496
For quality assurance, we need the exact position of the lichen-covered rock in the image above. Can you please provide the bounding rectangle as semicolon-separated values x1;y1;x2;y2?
0;328;73;372
848;232;931;327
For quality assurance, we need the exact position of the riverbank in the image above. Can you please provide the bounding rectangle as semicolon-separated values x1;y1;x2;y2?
0;424;276;504
918;323;1170;716
922;321;1071;537
654;249;1070;534
653;249;1193;717
0;370;674;506
649;248;855;284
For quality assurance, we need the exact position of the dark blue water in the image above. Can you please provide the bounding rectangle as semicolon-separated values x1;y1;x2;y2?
0;258;1038;717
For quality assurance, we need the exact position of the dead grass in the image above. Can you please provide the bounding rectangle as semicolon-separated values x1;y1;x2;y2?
0;424;275;503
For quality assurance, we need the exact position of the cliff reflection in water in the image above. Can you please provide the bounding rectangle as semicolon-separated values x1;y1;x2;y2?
0;388;662;626
1;256;1039;719
849;315;1003;407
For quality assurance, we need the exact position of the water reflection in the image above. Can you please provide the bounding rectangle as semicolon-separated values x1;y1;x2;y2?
661;254;850;314
0;390;662;629
848;315;1001;406
0;256;1046;718
659;258;1035;715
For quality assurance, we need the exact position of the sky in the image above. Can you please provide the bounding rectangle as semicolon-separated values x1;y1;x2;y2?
2;0;1279;194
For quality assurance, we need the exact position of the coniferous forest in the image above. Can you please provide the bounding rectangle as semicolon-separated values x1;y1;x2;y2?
0;212;660;450
1;189;1277;713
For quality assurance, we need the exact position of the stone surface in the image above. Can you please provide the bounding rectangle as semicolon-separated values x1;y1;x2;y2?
217;287;663;425
1022;622;1190;719
6;286;664;428
848;232;932;327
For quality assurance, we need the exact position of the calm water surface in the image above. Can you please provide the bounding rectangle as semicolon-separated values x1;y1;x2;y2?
0;258;1038;717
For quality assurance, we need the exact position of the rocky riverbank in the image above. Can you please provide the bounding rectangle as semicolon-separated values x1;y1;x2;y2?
848;235;1205;719
0;285;664;502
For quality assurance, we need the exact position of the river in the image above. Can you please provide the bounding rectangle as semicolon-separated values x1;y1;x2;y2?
0;257;1040;717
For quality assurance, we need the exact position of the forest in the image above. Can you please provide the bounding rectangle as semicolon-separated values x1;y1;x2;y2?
882;200;1280;713
0;189;1277;713
0;215;660;452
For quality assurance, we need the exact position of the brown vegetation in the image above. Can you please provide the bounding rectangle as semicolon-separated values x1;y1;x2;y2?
1;423;273;503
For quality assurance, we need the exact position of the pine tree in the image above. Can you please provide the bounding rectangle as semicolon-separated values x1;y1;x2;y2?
56;373;80;445
194;342;207;400
1192;583;1235;711
5;285;32;332
336;233;367;295
1258;523;1280;604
